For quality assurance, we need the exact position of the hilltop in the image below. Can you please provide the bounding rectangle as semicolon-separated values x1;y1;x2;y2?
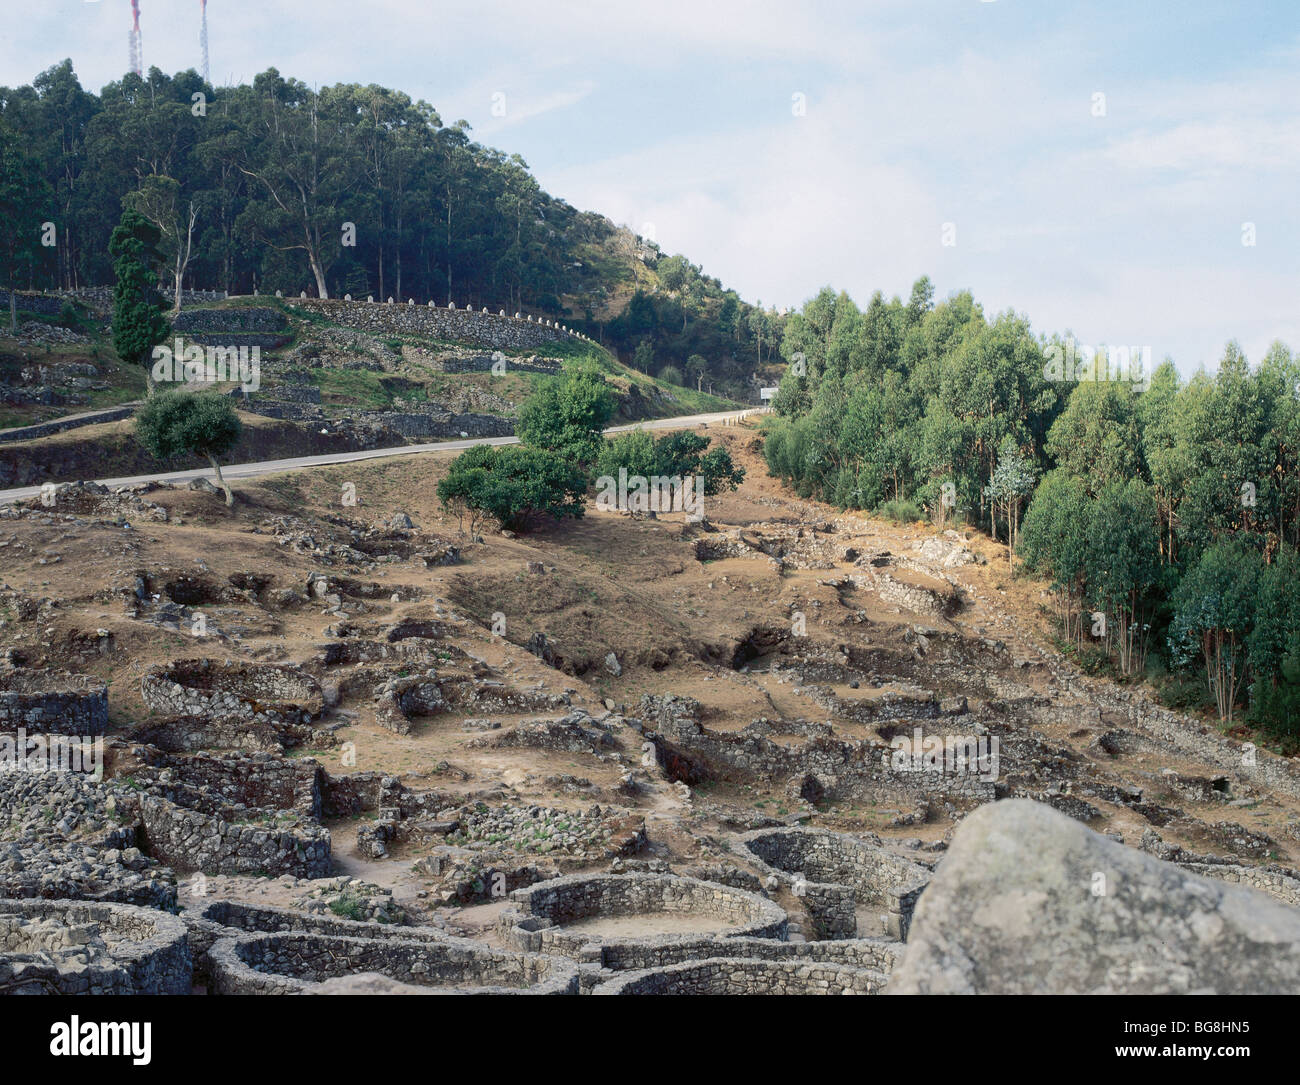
0;61;786;401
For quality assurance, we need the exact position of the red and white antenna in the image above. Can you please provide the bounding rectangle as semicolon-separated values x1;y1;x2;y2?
129;0;143;77
199;0;210;83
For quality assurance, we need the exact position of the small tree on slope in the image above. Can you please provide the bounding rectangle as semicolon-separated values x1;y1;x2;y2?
135;390;242;506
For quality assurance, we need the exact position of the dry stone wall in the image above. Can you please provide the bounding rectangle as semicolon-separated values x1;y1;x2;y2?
501;873;788;960
0;668;108;735
288;298;580;351
742;827;932;941
120;752;331;878
639;694;995;808
141;659;323;727
207;930;580;994
130;792;331;878
592;957;885;995
591;931;901;973
0;899;191;995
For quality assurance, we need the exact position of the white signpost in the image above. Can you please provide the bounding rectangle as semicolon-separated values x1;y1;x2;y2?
759;386;779;403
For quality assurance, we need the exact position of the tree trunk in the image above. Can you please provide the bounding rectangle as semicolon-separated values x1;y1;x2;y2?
308;247;329;299
207;454;234;506
8;290;15;335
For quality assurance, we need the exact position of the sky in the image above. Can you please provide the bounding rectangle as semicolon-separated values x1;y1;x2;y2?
4;0;1298;375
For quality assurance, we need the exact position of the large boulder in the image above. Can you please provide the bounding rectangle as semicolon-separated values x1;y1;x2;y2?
890;799;1300;994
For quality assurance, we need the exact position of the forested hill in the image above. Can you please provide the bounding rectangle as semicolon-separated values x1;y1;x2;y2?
766;280;1300;743
0;61;785;399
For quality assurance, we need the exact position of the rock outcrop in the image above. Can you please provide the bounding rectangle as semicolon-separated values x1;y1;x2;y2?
890;799;1300;994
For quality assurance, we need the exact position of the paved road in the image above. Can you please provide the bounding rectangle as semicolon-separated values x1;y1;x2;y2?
0;409;761;505
0;401;143;444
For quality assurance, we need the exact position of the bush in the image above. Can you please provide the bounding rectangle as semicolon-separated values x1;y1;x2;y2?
658;364;684;386
596;429;657;481
1155;671;1217;714
516;365;616;466
57;300;81;329
437;444;587;533
595;428;744;496
878;498;922;523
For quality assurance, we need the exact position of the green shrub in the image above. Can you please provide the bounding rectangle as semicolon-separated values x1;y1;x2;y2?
658;364;684;386
437;443;587;533
595;427;744;495
328;891;368;921
878;498;922;523
516;365;615;465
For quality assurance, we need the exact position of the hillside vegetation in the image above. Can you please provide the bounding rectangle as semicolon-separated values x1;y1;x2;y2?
0;61;785;400
766;279;1300;743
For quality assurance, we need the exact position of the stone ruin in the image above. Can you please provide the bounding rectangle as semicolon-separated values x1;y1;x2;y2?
0;899;190;995
206;930;580;995
592;957;885;996
115;751;332;879
637;693;996;810
0;770;178;909
141;659;324;727
499;872;789;963
740;826;932;940
0;666;108;735
129;713;336;756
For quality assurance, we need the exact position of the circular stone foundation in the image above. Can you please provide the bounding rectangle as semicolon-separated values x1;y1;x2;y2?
592;957;885;995
500;873;788;961
196;899;453;943
0;899;191;995
207;932;579;994
742;827;931;940
141;659;324;725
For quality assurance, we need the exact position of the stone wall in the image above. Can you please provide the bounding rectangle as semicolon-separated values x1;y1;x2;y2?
118;752;331;879
207;930;580;994
741;827;931;940
287;297;582;350
0;668;108;735
592;932;902;974
436;354;560;376
172;307;287;334
150;752;324;819
0;406;136;445
0;899;191;995
130;714;335;755
1181;863;1300;909
238;398;515;439
197;898;451;942
130;791;331;878
0;290;66;317
592;957;884;995
320;770;396;817
140;659;324;726
501;873;788;960
639;694;996;808
56;287;227;311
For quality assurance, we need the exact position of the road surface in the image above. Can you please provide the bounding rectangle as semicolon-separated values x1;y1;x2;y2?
0;409;762;505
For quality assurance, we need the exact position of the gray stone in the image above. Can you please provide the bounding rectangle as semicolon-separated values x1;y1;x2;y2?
890;799;1300;994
